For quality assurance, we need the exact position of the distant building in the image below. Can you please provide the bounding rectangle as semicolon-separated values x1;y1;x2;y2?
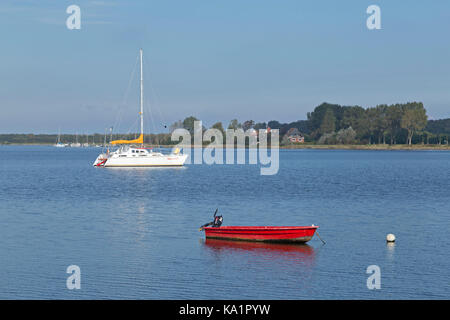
285;128;304;143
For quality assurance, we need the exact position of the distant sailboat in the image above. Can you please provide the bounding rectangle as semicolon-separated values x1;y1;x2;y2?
82;134;89;147
93;49;188;167
54;128;67;147
70;132;81;147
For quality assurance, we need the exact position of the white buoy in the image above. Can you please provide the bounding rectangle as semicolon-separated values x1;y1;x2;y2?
386;234;396;242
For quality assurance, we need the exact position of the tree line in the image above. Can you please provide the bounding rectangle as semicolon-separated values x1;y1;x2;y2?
165;102;447;145
305;102;449;145
306;102;431;145
1;101;449;146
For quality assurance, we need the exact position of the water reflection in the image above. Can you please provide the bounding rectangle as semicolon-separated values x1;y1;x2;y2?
386;242;395;261
203;238;316;266
105;166;186;184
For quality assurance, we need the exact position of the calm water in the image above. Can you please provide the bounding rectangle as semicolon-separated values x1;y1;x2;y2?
0;146;449;299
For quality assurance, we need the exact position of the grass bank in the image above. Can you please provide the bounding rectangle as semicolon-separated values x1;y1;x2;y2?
280;144;450;150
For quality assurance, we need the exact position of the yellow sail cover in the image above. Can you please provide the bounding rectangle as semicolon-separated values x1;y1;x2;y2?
110;134;143;145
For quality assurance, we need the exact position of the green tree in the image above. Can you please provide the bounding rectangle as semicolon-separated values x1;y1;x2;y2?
365;108;378;144
319;109;336;135
374;105;389;144
254;122;267;130
401;102;428;145
227;119;242;130
426;118;450;136
242;120;255;131
267;120;282;130
337;127;356;144
182;116;199;135
211;122;225;134
386;104;403;144
307;102;345;137
341;106;367;139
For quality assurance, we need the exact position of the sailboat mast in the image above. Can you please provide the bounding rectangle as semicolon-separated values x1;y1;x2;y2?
140;48;144;145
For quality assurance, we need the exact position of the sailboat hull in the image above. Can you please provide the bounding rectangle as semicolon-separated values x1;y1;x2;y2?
95;154;188;167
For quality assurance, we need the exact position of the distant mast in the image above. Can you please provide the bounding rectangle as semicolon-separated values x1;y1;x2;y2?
140;48;144;146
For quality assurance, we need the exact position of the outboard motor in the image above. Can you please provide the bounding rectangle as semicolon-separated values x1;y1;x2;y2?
199;209;223;230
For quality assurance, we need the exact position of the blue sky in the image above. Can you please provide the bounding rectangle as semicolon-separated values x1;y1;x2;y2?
1;0;450;133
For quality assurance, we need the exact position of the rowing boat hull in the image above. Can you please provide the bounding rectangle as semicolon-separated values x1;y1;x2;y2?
203;226;318;243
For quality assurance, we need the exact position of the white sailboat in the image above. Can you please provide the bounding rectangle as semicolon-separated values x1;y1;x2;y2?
70;133;81;147
93;49;188;167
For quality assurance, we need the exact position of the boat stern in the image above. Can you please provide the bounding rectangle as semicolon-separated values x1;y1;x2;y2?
93;154;108;167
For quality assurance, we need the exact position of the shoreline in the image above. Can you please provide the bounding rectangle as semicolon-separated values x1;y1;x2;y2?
279;144;450;151
2;143;450;151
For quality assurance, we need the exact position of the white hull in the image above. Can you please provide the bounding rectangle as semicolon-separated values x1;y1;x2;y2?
54;143;67;148
93;151;187;167
104;154;188;167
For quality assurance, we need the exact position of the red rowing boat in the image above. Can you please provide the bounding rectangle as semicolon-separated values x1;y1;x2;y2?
202;226;318;243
